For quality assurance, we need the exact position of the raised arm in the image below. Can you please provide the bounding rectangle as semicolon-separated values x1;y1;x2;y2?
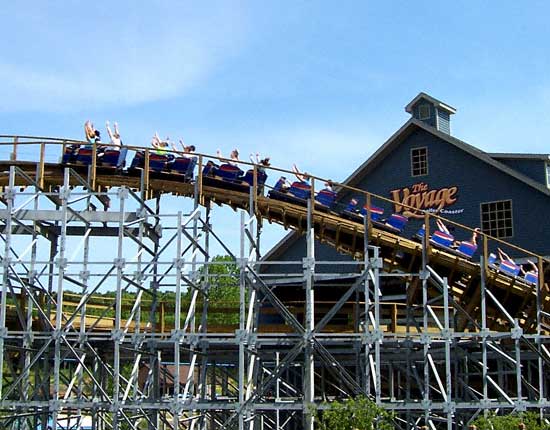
106;121;114;142
151;132;161;148
163;136;176;152
230;149;240;161
471;228;481;245
84;120;94;143
292;164;308;182
436;219;450;235
497;248;513;263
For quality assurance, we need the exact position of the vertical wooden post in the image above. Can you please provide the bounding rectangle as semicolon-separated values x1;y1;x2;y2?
144;149;150;196
91;143;97;190
366;193;372;237
310;178;315;218
160;301;165;333
424;212;431;255
482;233;488;277
391;304;398;333
38;142;45;189
252;164;258;213
538;256;544;294
197;155;203;204
11;137;18;161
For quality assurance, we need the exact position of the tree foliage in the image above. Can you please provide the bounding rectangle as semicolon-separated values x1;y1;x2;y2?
472;411;549;430
203;255;240;302
315;396;394;430
191;255;241;325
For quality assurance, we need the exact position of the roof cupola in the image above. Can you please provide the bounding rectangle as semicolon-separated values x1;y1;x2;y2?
405;92;456;135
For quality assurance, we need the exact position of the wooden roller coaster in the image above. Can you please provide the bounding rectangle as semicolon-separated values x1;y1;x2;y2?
2;135;550;430
0;136;549;336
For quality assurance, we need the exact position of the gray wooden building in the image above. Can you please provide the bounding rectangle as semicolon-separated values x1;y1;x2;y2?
264;92;550;271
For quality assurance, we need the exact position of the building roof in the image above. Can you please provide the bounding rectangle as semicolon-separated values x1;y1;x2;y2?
489;153;550;161
343;118;550;196
264;117;550;262
261;230;301;263
405;92;457;115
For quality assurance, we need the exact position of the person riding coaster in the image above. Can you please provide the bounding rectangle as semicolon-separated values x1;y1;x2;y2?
100;121;127;168
341;198;409;234
268;167;337;210
202;162;268;193
63;120;106;165
414;220;481;259
129;133;177;171
201;148;271;193
129;150;175;171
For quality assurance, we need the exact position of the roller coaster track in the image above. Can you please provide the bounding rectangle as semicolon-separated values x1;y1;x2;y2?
0;136;549;336
2;135;550;430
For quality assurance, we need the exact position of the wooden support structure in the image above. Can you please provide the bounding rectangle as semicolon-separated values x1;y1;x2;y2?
0;144;548;337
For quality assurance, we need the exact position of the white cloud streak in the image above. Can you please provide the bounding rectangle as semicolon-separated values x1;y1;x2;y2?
0;2;248;112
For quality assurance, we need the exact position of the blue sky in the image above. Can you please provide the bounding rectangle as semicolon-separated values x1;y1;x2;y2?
2;1;550;255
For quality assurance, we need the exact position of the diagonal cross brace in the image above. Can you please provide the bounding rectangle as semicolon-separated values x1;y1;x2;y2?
314;271;372;334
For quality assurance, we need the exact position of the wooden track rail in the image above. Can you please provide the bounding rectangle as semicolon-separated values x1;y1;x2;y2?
1;137;549;335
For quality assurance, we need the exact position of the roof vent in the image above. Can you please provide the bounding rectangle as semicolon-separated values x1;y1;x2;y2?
405;92;456;135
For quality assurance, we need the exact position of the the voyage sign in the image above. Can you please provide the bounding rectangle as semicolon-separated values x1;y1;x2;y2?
390;182;464;218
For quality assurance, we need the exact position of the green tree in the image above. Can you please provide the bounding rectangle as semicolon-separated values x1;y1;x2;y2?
204;255;240;302
205;255;241;325
472;411;549;430
315;396;394;430
183;255;242;325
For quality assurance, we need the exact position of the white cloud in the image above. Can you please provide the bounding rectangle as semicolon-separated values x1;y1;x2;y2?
0;3;248;112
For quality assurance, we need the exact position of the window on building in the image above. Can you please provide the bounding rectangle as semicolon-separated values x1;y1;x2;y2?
418;104;431;120
411;147;428;177
546;163;550;188
480;200;513;238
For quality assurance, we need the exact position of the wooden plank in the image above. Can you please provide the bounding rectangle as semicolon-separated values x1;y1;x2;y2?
91;144;97;189
38;142;45;189
391;304;397;333
144;149;150;192
11;137;18;161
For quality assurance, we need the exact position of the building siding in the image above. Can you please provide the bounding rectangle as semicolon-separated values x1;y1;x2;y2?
493;158;547;186
265;126;550;266
345;128;550;255
436;108;450;134
262;236;359;274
